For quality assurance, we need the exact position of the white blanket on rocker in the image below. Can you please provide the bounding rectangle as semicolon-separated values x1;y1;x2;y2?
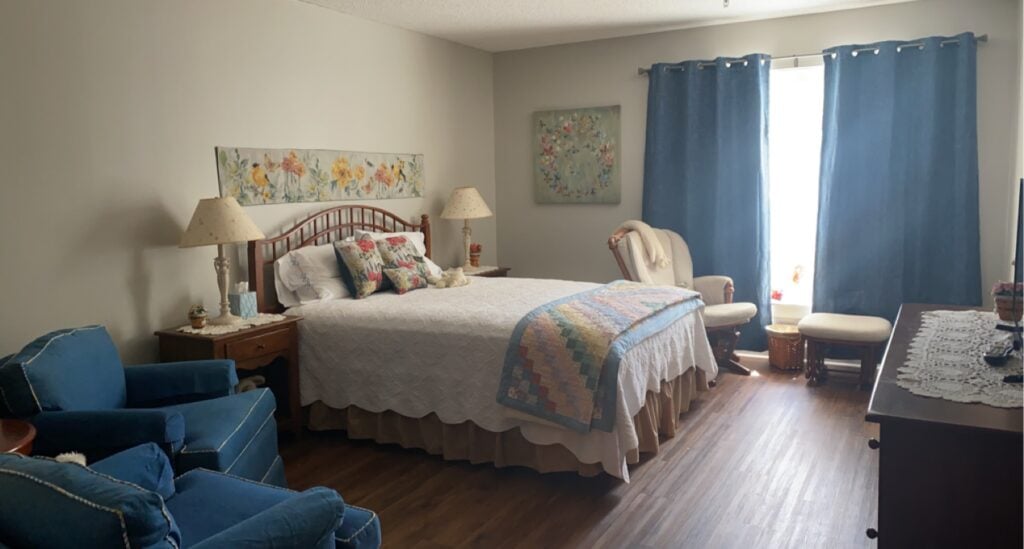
616;220;670;268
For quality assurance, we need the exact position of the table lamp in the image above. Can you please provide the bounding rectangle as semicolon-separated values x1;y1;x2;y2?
180;197;265;325
440;186;493;269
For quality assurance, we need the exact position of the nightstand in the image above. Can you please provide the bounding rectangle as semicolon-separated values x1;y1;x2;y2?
463;266;510;277
154;317;302;436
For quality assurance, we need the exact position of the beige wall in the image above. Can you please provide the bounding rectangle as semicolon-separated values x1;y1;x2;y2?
494;0;1021;305
0;0;495;362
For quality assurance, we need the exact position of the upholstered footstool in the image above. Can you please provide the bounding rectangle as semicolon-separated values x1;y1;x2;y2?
797;313;892;388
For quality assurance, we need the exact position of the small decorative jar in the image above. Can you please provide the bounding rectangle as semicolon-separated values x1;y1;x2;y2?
188;304;208;329
469;243;482;268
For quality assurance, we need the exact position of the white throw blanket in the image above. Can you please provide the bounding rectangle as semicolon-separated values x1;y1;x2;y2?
617;220;670;268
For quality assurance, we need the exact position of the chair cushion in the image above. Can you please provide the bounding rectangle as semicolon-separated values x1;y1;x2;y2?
0;452;180;548
336;503;383;549
703;302;757;328
169;469;378;548
90;442;177;500
798;313;892;343
0;326;126;417
165;388;281;483
168;468;295;546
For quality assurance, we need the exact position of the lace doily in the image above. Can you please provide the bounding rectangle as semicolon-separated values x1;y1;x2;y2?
898;310;1022;408
177;314;287;335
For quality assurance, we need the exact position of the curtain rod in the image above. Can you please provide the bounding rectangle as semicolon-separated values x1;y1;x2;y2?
637;34;988;75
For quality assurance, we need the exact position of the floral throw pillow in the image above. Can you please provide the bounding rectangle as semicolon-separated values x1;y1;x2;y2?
376;236;430;277
333;235;386;299
384;267;428;295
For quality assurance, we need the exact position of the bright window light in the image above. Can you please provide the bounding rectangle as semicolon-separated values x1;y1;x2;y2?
768;64;824;318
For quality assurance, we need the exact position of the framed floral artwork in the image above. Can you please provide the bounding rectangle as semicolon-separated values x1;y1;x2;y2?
533;105;620;204
216;147;424;206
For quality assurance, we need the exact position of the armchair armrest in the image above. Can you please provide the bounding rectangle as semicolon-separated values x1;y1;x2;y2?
125;360;238;408
90;443;176;499
693;275;735;306
32;409;185;460
192;488;345;549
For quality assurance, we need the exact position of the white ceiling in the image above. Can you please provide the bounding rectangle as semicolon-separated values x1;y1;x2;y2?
300;0;916;52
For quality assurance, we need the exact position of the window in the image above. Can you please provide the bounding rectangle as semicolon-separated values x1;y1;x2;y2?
768;64;824;321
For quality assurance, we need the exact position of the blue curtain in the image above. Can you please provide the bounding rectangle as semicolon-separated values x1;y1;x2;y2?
642;54;772;350
814;33;981;320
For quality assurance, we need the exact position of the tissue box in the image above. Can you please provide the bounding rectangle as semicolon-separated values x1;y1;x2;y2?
229;292;258;319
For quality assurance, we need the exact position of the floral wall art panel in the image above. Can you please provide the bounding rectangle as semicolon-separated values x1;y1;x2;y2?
216;147;424;206
533;105;620;204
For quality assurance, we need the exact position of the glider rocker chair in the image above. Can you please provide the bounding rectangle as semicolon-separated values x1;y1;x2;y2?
0;325;285;485
0;443;381;548
609;227;757;375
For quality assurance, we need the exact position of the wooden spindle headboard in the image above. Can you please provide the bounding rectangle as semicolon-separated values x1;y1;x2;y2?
247;205;431;313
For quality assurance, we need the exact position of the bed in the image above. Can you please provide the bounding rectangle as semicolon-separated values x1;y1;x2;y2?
248;205;717;480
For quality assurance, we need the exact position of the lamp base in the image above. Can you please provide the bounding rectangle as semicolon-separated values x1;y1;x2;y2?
209;312;243;326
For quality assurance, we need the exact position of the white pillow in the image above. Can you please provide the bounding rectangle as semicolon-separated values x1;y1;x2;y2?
353;229;443;277
273;259;300;308
277;242;352;302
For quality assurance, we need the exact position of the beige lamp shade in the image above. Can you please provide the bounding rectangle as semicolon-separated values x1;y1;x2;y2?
440;187;493;220
179;197;265;248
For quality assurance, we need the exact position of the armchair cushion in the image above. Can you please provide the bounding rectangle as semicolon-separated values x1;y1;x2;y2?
32;408;185;459
90;442;176;499
0;325;126;417
704;302;758;329
335;503;383;549
191;486;345;548
166;388;281;483
693;275;734;306
169;467;342;549
126;360;239;408
0;451;180;548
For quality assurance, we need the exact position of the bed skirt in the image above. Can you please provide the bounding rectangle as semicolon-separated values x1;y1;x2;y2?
306;368;709;477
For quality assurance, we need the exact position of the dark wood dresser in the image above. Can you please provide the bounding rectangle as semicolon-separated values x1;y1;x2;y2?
866;304;1022;547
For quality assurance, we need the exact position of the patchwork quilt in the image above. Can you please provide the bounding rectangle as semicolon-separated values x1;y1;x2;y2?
497;281;704;433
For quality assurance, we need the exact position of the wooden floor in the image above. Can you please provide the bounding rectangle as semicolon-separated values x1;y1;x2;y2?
282;356;879;548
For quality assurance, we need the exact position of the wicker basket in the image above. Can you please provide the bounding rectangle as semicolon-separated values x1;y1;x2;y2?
995;298;1023;322
767;324;804;371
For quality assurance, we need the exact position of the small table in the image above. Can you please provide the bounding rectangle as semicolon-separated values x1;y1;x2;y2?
765;324;803;371
1;419;36;455
463;265;510;277
155;316;303;436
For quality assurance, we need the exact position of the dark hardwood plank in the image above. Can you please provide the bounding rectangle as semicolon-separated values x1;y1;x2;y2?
282;356;879;548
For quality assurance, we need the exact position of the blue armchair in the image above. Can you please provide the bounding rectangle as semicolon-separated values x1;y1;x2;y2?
0;325;285;486
0;444;381;548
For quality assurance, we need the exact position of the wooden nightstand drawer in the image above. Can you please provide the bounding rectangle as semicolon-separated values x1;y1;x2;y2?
227;329;290;362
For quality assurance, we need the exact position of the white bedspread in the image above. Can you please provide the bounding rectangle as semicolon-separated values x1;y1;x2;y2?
287;277;717;480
